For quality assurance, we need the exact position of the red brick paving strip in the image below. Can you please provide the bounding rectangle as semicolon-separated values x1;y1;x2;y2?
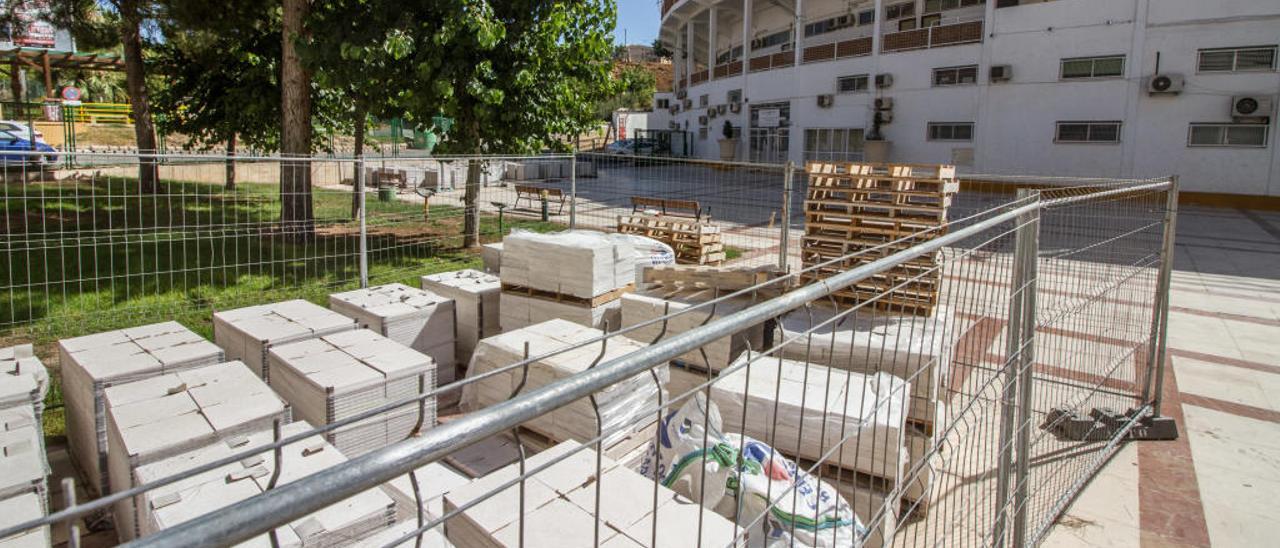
1138;355;1212;548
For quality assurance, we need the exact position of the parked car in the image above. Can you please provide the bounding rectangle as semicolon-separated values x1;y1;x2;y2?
604;139;635;154
0;120;46;144
0;130;58;166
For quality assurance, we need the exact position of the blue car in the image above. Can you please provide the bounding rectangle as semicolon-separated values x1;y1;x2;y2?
0;130;58;167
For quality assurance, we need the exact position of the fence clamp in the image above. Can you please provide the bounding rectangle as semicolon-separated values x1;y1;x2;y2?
1042;407;1178;442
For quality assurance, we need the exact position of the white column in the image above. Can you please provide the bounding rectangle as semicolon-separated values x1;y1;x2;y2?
708;8;719;72
793;0;804;67
686;20;696;87
740;0;753;157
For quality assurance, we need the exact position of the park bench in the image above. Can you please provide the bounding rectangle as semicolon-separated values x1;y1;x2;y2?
629;196;710;221
514;184;566;214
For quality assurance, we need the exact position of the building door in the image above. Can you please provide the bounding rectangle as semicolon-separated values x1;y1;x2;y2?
749;102;790;164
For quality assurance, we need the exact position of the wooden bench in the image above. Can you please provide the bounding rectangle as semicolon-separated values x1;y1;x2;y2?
629;196;710;221
514;184;566;214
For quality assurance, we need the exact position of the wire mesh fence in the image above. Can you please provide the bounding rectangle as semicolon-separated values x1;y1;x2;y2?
0;150;1175;548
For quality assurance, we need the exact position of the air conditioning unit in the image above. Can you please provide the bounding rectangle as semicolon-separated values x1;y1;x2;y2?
874;97;894;110
1146;73;1184;95
1232;95;1274;119
717;104;727;115
878;111;894;124
729;102;742;113
990;64;1012;83
699;115;709;126
817;94;834;108
707;107;718;118
677;89;687;100
875;73;894;89
683;98;693;109
669;121;678;130
668;106;677;115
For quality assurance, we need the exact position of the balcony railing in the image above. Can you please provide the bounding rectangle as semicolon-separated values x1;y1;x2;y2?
712;60;743;79
662;0;677;17
748;51;794;73
691;69;709;84
802;36;873;64
882;19;983;53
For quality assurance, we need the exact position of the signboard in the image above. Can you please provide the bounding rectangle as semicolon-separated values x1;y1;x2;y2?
60;86;82;101
8;1;55;47
757;108;781;128
615;111;628;140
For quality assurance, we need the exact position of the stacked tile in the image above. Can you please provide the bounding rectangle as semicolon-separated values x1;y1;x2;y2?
131;422;396;545
59;321;225;498
0;345;49;419
667;355;910;484
499;231;635;332
775;305;953;506
619;287;764;373
0;406;46;515
268;330;436;458
103;361;290;540
800;162;958;315
0;493;49;548
329;283;456;381
462;319;666;450
480;242;503;274
212;299;358;382
384;461;470;522
422;270;501;369
444;440;744;548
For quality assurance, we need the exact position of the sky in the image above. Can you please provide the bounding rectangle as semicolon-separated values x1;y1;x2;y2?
615;0;661;46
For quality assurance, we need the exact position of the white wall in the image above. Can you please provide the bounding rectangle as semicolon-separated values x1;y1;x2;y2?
655;0;1280;195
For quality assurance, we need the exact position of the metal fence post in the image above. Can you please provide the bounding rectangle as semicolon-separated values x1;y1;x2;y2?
1146;176;1179;417
356;155;369;288
994;188;1040;548
779;161;794;271
569;152;578;229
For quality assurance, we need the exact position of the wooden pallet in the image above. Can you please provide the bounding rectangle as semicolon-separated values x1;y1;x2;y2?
641;264;784;291
617;213;725;266
500;282;635;307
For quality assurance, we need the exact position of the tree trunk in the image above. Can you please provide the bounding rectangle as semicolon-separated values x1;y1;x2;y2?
224;134;237;191
119;0;158;193
9;62;25;102
350;111;365;219
280;0;314;241
461;116;481;248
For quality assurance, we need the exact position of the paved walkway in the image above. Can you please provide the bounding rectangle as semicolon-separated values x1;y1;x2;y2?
1042;205;1280;547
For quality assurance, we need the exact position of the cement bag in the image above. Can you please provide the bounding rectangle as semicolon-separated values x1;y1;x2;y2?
610;233;676;288
638;394;865;548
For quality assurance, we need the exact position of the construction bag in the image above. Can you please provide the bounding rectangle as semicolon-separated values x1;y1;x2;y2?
638;394;866;547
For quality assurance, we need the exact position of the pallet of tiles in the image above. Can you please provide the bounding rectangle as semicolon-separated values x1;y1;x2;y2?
800;162;958;316
501;230;636;300
213;299;358;382
422;270;501;368
462;319;666;450
103;360;290;540
666;356;909;484
0;404;46;512
59;321;225;499
268;330;436;458
444;440;746;548
0;492;49;548
619;287;765;373
132;422;397;545
617;214;725;265
329;283;456;382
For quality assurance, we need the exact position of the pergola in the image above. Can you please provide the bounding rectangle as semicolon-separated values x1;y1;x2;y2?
0;47;126;98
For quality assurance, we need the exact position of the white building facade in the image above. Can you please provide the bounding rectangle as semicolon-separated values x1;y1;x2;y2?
657;0;1280;196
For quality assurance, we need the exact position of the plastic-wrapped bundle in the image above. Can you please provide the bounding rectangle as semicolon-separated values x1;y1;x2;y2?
462;319;666;450
639;395;869;548
501;230;636;299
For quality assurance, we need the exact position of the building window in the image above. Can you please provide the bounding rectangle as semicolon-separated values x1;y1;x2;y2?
898;18;918;31
1056;121;1122;143
727;89;742;103
837;74;870;94
751;30;792;50
655;98;670;109
1198;46;1277;73
804;128;865;162
699;94;709;107
885;2;915;20
699;127;709;140
927;122;974;141
1060;55;1125;79
805;14;855;38
924;0;985;13
858;9;876;25
921;14;943;27
716;45;744;65
1187;123;1269;147
933;65;979;86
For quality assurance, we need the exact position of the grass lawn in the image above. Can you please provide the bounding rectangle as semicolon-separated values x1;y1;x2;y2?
1;176;562;436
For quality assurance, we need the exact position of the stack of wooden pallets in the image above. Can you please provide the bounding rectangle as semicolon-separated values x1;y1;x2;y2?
800;162;958;315
617;214;725;265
